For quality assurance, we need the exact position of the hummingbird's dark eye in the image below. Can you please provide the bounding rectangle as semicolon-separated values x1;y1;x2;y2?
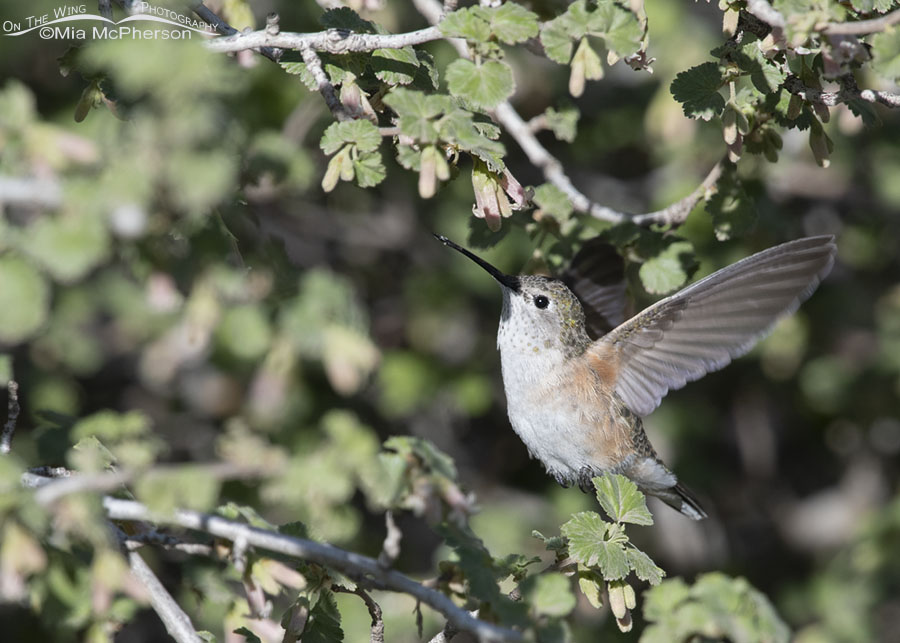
534;295;550;309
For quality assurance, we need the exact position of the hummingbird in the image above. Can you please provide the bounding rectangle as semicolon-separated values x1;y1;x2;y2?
436;234;836;519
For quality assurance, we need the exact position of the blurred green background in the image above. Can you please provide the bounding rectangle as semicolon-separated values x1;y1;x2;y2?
1;0;899;641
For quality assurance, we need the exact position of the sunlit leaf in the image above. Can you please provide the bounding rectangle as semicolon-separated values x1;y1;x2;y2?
445;59;515;110
593;474;654;526
0;255;49;343
671;62;726;121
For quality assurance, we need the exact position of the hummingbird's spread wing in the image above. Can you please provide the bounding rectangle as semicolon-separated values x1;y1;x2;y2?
561;238;627;339
594;236;837;417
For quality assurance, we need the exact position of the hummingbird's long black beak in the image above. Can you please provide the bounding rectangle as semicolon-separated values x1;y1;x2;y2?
434;234;521;291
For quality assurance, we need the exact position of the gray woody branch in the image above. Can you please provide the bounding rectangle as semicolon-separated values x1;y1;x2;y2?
204;24;442;55
127;547;205;643
744;0;900;36
785;74;900;109
1;381;20;455
101;497;522;642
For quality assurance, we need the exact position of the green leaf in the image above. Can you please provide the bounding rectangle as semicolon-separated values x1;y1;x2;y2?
544;105;579;142
532;529;568;553
520;573;577;617
639;241;695;295
593;474;654;525
642;573;790;643
22;212;110;283
490;3;539;44
216;305;272;361
850;0;895;13
586;0;643;57
303;590;344;643
0;255;49;343
320;120;381;155
706;167;757;241
319;7;374;33
561;512;630;579
280;62;317;91
384;88;447;143
671;62;726;121
135;466;222;514
441;109;506;171
72;410;152;442
352;151;386;188
439;6;492;42
533;183;574;220
371;47;419;86
727;38;787;96
445;59;515;110
642;576;690;622
540;20;574;64
625;546;665;585
871;30;900;82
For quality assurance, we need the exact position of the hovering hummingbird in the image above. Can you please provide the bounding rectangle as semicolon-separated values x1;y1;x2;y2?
436;234;836;519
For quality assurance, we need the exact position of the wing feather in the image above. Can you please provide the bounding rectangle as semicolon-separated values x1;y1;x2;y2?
594;236;836;416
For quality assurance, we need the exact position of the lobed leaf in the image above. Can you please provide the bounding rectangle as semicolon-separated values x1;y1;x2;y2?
320;120;382;155
671;62;726;121
0;255;49;343
593;474;654;525
706;166;757;241
520;573;577;617
445;59;515;110
561;512;630;579
871;30;900;82
490;3;539;44
638;241;696;295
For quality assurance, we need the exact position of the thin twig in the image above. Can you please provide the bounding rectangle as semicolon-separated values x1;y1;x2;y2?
744;0;785;29
204;25;442;56
26;465;72;479
102;497;522;642
30;461;261;506
334;585;385;643
127;548;204;643
823;7;900;35
300;45;351;121
192;2;282;62
123;530;214;556
1;380;20;455
784;74;900;109
0;177;63;209
377;511;402;569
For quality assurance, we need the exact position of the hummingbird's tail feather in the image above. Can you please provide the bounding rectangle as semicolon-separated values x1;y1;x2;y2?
658;482;708;520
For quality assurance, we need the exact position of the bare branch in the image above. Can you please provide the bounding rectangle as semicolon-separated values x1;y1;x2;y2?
30;461;261;506
123;530;214;556
1;380;20;455
784;74;900;109
823;8;900;35
127;548;204;643
334;585;385;643
102;497;523;642
204;25;442;56
300;45;351;121
377;510;402;569
0;177;63;209
744;0;785;29
191;2;282;62
631;159;725;226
